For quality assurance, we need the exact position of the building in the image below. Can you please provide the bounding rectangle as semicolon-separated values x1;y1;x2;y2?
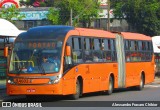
15;7;50;30
0;0;130;31
96;0;129;31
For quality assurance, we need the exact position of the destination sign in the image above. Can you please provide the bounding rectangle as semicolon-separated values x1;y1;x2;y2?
28;42;56;48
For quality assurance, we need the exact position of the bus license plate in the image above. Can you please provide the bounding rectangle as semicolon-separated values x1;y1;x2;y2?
14;78;32;84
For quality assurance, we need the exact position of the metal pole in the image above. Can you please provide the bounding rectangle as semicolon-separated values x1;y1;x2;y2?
107;0;110;31
70;8;73;26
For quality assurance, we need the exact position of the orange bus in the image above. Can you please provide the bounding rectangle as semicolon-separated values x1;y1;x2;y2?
5;26;155;99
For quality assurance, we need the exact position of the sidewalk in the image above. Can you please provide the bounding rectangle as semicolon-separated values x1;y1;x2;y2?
152;76;160;84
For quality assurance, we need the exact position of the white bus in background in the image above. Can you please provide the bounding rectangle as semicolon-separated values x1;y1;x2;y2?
0;18;26;49
0;18;25;79
152;36;160;76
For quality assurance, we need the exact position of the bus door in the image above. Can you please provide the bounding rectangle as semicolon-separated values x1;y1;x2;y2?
115;34;126;88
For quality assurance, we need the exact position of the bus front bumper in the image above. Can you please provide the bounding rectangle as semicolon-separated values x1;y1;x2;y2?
7;84;63;95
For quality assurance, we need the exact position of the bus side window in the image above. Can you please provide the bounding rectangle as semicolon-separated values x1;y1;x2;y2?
126;40;139;62
111;39;116;61
72;37;83;64
138;41;142;61
93;38;102;62
142;41;146;61
130;41;135;51
84;38;92;62
134;41;138;51
138;41;142;51
102;39;112;62
125;40;129;50
125;40;130;61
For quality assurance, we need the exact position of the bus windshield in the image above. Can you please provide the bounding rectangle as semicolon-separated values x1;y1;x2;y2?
9;40;63;74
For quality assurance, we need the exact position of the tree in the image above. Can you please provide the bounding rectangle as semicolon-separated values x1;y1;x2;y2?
111;0;160;36
46;8;60;24
0;6;25;23
47;0;100;27
78;0;100;27
19;0;34;7
19;0;55;7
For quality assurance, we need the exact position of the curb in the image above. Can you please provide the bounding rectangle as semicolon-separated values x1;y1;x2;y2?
1;95;25;102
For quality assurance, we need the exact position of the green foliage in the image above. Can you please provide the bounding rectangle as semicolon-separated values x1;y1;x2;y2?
40;2;46;7
77;0;100;27
111;0;160;36
47;0;100;27
0;6;25;24
44;0;55;7
19;0;34;6
20;0;55;7
46;8;60;24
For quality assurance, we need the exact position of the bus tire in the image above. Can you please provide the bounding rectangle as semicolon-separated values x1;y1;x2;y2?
106;76;114;95
70;80;81;100
137;74;144;91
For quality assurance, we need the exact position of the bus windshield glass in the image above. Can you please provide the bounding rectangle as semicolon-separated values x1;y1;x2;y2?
9;40;63;74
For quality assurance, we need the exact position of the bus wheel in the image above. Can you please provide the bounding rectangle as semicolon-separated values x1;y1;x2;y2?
137;74;144;90
70;80;81;100
106;76;114;95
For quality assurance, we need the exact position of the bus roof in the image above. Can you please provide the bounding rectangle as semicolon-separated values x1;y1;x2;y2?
17;26;152;42
75;28;115;38
120;32;151;41
0;18;25;37
16;25;74;40
152;36;160;38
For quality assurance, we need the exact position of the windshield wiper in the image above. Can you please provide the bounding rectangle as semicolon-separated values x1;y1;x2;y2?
17;63;25;74
17;68;22;74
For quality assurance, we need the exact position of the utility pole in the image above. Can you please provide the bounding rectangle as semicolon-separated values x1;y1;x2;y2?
70;8;73;26
107;0;110;31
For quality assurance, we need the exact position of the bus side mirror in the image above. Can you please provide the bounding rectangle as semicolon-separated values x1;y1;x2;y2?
4;47;8;57
65;45;71;56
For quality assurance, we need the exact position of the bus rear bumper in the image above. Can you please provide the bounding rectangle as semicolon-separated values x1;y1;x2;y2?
7;84;63;95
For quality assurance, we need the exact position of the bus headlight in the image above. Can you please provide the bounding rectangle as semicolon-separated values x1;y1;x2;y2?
7;79;15;84
48;74;62;84
8;79;11;83
53;78;60;84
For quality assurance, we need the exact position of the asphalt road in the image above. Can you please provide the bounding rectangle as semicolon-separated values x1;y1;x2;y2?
1;84;160;106
1;78;160;110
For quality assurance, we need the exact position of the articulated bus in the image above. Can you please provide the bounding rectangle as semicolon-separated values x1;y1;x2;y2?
152;36;160;75
5;26;155;99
